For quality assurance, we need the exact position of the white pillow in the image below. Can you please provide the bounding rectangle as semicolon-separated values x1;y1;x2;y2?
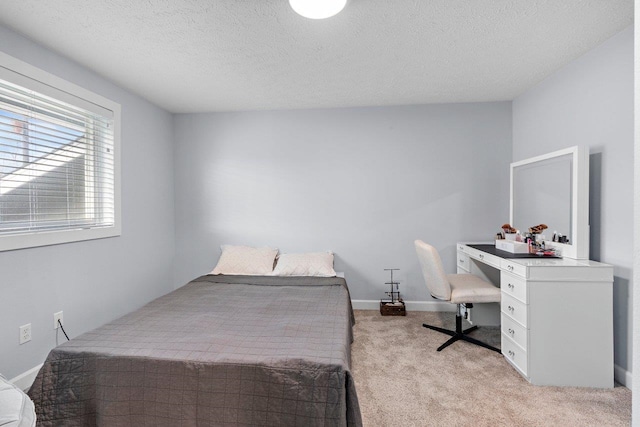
210;245;278;275
0;374;36;427
271;252;336;277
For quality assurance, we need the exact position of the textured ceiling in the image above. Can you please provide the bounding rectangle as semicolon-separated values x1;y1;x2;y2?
0;0;633;113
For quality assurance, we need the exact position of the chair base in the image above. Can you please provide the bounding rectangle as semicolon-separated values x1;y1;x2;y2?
423;311;500;353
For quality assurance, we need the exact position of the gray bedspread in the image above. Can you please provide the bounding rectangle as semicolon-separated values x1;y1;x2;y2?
28;275;362;426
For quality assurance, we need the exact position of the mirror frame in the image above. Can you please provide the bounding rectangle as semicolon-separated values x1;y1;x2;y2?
509;145;590;260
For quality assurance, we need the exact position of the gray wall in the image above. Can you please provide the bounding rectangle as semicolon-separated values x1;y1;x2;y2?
513;27;633;375
173;103;512;301
0;25;176;379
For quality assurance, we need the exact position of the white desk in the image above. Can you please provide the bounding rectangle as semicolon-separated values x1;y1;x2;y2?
457;243;614;388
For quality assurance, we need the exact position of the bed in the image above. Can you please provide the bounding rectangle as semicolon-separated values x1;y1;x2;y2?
28;274;362;426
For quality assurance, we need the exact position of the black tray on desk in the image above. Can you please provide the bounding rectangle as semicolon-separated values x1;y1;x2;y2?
467;244;561;259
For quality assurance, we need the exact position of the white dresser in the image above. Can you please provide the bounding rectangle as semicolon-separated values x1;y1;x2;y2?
456;243;614;388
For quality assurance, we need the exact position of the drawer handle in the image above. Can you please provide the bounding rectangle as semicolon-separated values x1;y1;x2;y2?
508;350;515;358
459;259;465;263
508;283;514;289
508;328;514;335
508;265;514;271
508;305;514;312
479;254;484;259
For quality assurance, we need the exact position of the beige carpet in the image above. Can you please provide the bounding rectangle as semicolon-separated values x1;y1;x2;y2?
351;310;631;427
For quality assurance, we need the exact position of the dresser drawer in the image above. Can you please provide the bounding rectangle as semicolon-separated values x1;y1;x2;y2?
502;333;528;376
500;271;527;303
501;313;528;350
466;247;501;269
457;252;470;272
501;259;527;278
501;293;528;327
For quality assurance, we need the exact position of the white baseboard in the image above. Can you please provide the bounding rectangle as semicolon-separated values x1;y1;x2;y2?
352;299;455;311
9;363;42;392
614;364;631;388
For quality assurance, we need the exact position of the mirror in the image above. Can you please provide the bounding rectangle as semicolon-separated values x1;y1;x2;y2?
510;146;589;259
512;153;573;242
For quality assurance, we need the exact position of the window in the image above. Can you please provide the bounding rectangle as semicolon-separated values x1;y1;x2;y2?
0;52;120;251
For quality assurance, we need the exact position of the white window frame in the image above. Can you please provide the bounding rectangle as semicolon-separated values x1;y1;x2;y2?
0;51;121;251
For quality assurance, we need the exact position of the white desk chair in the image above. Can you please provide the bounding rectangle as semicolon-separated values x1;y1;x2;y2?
414;240;501;353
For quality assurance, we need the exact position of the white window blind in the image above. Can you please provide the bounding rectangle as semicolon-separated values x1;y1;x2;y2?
0;52;120;251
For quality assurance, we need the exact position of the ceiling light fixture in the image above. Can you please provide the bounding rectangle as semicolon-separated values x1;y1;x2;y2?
289;0;347;19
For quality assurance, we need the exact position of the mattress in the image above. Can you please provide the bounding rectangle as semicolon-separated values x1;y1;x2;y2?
28;274;362;426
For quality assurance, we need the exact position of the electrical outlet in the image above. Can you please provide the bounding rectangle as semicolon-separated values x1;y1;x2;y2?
19;323;31;344
54;311;63;329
